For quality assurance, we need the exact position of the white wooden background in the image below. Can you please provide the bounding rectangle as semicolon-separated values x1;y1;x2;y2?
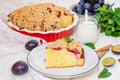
0;0;120;80
0;0;120;9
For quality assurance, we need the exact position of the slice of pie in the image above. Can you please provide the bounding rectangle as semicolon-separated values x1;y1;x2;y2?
46;38;85;68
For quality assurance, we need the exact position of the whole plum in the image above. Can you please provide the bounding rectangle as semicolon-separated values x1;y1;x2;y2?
11;61;28;75
25;40;38;51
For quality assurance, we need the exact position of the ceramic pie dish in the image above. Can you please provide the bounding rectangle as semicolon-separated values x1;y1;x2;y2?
6;3;78;42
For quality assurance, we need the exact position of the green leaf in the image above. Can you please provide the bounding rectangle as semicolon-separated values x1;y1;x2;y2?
98;68;112;78
111;31;120;37
95;13;101;22
108;19;114;24
65;37;73;43
106;25;115;32
98;5;106;12
111;27;115;32
84;43;95;49
115;26;120;30
113;15;120;26
114;8;120;18
105;29;112;36
100;26;105;33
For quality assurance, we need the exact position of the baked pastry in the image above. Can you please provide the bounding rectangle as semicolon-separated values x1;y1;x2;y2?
46;38;85;68
7;3;73;32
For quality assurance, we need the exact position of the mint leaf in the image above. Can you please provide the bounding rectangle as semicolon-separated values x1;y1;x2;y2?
96;13;101;22
84;43;95;49
108;19;114;24
100;26;105;33
105;29;112;36
65;37;73;43
113;15;120;26
111;31;120;37
114;8;120;18
115;26;120;30
98;68;112;78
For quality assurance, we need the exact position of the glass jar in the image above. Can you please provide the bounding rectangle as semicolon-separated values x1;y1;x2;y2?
77;17;99;44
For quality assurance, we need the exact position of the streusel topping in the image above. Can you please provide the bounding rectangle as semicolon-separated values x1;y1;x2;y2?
8;3;73;32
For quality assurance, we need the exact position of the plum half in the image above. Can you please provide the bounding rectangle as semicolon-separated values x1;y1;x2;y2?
111;44;120;54
102;57;116;67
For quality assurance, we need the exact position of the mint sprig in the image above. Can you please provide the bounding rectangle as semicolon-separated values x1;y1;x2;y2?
96;3;120;37
98;68;112;78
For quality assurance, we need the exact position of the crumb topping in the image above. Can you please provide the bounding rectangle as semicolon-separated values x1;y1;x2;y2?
8;3;73;32
47;38;83;55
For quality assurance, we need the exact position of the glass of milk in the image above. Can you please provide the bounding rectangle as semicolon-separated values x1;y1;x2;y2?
77;10;99;44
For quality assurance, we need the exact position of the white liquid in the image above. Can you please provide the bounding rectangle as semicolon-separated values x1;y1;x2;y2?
77;21;98;44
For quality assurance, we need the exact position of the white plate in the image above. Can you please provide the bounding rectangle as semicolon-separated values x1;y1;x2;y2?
27;44;99;78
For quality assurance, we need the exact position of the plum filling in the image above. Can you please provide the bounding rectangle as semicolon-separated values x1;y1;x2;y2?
67;48;84;59
56;11;61;18
67;48;79;55
46;47;62;50
80;54;84;58
46;46;84;58
47;8;52;13
52;47;62;50
80;49;84;58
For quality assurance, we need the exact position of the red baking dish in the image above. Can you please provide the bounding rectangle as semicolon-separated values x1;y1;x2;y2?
7;12;78;42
